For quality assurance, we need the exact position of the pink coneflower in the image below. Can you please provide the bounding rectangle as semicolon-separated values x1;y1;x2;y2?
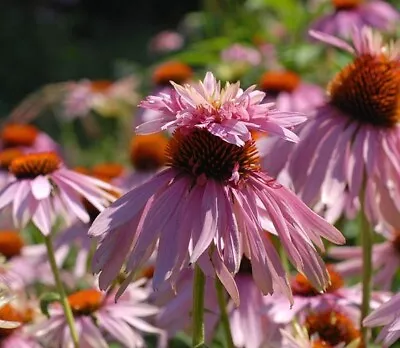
63;77;138;119
0;123;61;155
138;71;306;146
330;228;400;290
310;0;399;38
135;61;193;127
0;152;117;235
281;310;362;347
90;124;344;303
0;230;45;289
267;266;360;324
148;30;184;54
35;281;162;348
258;71;325;113
0;301;41;348
259;27;400;228
221;44;262;66
122;134;168;189
363;292;400;346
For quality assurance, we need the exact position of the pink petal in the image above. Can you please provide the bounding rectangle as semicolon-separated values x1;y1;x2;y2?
31;176;52;200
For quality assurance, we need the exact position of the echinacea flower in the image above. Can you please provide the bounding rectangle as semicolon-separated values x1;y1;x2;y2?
0;285;20;330
281;310;362;348
267;266;363;324
0;152;117;235
35;281;163;348
0;123;61;156
0;298;41;348
221;44;262;66
90;124;344;304
259;27;400;228
363;292;400;347
134;61;193;127
310;0;399;38
123;134;168;189
148;30;184;54
63;77;138;119
0;230;45;289
258;70;325;113
329;228;400;290
138;71;306;146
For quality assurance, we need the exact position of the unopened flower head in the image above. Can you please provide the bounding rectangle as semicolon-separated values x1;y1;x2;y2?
0;152;118;235
138;72;306;146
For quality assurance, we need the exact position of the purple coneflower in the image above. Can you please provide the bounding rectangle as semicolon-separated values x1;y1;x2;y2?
148;30;184;54
363;292;400;346
63;77;138;119
281;310;362;347
0;123;61;156
35;281;162;348
260;27;400;228
138;71;306;145
90;72;344;304
330;228;400;290
221;43;262;66
0;152;117;235
258;70;325;113
310;0;399;38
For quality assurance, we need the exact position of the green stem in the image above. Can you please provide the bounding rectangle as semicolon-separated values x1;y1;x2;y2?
192;264;205;348
44;235;79;348
360;197;373;342
215;278;234;348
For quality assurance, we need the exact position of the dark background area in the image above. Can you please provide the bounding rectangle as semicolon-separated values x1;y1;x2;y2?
0;0;200;111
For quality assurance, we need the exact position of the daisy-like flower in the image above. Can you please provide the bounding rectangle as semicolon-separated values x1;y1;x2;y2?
134;61;193;127
310;0;399;38
138;71;306;146
363;292;400;347
0;297;41;348
260;27;400;228
258;70;325;113
35;281;162;348
148;30;184;54
0;230;45;289
0;152;117;235
63;77;138;119
90;123;344;303
330;228;400;290
0;124;61;155
281;310;362;348
123;134;168;189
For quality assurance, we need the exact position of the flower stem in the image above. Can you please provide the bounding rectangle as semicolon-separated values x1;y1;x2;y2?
215;278;234;348
44;235;79;348
192;264;205;348
360;202;373;342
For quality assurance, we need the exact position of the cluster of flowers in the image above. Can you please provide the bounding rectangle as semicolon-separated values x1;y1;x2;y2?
0;0;399;347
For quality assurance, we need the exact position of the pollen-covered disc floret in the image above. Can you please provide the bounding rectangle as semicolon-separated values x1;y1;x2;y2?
167;128;260;183
329;53;400;127
130;134;168;171
9;152;61;179
259;71;300;94
305;310;362;347
67;289;103;316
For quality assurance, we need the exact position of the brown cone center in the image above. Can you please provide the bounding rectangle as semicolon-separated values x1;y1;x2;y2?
1;124;38;148
152;61;193;86
259;71;300;94
9;152;61;179
67;289;103;316
0;231;24;259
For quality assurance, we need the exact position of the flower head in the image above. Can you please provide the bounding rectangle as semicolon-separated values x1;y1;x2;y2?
309;0;399;38
138;72;306;146
259;28;400;228
35;281;162;348
0;152;117;235
90;126;344;304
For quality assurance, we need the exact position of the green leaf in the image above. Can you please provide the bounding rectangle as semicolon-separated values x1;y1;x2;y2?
39;292;61;317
